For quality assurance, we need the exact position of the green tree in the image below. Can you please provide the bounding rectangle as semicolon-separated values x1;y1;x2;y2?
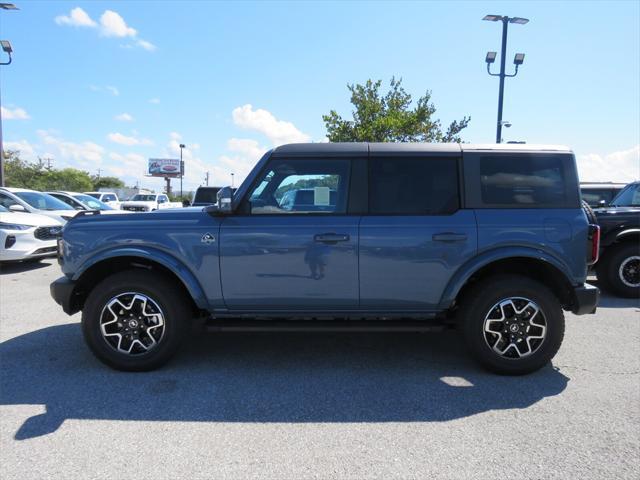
4;150;98;192
92;175;125;190
323;77;470;143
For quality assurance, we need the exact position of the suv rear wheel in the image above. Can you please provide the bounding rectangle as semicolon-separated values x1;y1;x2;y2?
596;243;640;298
459;275;565;375
82;270;191;371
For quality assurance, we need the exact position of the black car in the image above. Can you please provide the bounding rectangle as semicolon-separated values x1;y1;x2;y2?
593;181;640;297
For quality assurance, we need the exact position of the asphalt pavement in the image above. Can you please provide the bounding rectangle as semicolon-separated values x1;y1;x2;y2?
0;259;638;480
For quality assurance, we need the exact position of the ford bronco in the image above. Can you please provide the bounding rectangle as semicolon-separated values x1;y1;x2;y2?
51;143;599;374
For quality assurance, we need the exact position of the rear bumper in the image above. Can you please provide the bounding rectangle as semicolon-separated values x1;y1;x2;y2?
571;283;599;315
50;276;79;315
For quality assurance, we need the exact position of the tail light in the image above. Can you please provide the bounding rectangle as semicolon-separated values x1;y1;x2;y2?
587;224;600;265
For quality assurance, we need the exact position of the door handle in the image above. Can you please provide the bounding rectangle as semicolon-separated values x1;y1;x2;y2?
432;232;467;242
314;233;350;243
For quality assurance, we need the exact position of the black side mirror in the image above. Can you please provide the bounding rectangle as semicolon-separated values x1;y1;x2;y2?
217;186;233;214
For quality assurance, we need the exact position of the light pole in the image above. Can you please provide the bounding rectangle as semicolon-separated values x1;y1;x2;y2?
179;143;185;198
0;37;15;187
483;14;528;143
230;173;234;188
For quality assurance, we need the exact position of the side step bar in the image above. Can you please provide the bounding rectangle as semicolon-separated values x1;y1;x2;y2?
203;320;449;333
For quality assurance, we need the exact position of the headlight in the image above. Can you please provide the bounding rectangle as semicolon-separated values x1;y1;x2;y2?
0;222;32;230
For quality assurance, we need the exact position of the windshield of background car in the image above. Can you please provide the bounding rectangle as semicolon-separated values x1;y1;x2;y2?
611;183;640;207
194;188;220;204
131;195;157;201
581;188;618;206
73;194;114;210
14;192;74;211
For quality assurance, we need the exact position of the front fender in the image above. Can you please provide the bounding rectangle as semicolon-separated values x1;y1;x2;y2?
73;246;209;310
439;246;575;309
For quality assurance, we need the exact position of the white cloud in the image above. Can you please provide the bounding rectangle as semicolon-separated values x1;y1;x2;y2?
106;86;119;96
54;7;96;27
136;39;156;51
577;145;640;183
149;98;160;104
4;139;35;158
107;132;154;146
99;10;136;38
37;130;105;169
232;104;310;145
55;8;155;52
1;106;30;120
89;85;119;96
114;113;134;122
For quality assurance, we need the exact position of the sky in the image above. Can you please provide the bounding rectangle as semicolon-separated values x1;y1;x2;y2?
1;0;639;192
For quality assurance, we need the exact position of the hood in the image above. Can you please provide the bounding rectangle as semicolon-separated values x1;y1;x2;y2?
0;211;62;228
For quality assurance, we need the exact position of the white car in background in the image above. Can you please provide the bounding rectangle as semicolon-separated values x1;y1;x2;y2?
121;193;182;212
46;191;130;215
0;187;79;224
0;204;63;262
84;192;121;209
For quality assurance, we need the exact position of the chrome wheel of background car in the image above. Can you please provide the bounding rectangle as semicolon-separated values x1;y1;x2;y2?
99;292;166;355
482;297;547;359
619;256;640;288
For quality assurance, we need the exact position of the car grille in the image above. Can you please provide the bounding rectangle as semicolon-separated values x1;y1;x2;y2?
34;226;62;240
123;206;147;212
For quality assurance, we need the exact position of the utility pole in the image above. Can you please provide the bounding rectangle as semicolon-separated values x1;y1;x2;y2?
204;171;209;186
44;157;53;170
96;168;102;179
483;14;528;143
179;143;185;199
231;173;235;188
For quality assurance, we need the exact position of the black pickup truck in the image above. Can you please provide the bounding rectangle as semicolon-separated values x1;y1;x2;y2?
592;181;640;297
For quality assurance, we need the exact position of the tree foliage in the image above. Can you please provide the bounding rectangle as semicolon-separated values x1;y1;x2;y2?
92;175;125;190
323;77;470;143
3;150;118;192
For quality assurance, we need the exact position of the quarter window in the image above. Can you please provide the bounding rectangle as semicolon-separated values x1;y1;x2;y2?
480;155;567;205
247;159;350;215
368;157;459;215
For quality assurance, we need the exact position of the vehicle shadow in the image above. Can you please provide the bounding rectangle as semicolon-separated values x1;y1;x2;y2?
0;324;569;441
0;259;51;275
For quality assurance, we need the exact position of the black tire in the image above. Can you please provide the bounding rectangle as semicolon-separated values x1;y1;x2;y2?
458;275;565;375
581;199;598;225
595;242;640;298
82;269;192;371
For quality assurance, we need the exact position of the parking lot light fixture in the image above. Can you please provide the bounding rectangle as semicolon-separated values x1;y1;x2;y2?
483;14;528;143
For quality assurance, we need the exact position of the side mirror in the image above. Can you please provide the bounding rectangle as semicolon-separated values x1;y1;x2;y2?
217;186;233;214
9;204;27;212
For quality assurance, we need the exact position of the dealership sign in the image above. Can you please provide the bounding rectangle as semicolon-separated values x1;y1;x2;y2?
148;158;182;178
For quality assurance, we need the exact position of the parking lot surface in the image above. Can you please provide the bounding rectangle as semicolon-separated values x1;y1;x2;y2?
1;259;638;480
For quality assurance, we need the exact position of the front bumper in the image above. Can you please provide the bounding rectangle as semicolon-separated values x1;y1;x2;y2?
50;276;79;315
0;230;58;262
571;283;599;315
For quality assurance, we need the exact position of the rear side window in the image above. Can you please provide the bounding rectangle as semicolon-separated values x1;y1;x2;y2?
369;157;459;215
479;155;567;206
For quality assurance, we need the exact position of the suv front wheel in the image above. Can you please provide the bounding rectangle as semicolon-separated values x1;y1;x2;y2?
82;270;191;371
459;275;565;375
596;243;640;298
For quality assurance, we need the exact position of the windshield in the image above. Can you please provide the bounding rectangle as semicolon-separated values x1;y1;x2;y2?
131;194;157;201
73;194;114;210
611;183;640;207
14;191;74;211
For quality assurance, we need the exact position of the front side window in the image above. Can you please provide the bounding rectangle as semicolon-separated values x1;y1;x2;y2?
480;155;567;206
369;157;459;215
104;194;117;202
612;183;640;207
247;159;350;215
0;193;20;209
14;192;74;211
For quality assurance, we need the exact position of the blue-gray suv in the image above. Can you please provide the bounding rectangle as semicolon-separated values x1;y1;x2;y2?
51;143;599;374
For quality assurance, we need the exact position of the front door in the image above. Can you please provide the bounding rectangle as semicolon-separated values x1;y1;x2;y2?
220;156;359;310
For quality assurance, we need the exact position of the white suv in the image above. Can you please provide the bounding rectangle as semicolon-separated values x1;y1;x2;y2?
0;205;63;262
84;192;121;209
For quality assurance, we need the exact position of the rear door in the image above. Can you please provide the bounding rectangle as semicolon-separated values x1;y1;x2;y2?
359;149;477;309
219;154;364;310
